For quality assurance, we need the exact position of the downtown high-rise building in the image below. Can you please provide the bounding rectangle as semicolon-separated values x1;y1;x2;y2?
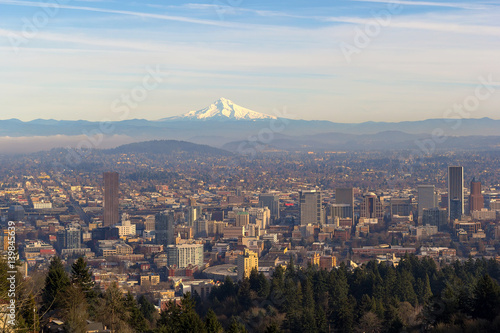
103;171;119;227
166;243;204;268
237;248;258;281
390;197;413;217
448;166;464;221
259;193;280;221
300;190;323;225
155;210;175;247
335;187;354;220
418;185;437;221
56;226;81;250
360;192;384;223
469;178;484;212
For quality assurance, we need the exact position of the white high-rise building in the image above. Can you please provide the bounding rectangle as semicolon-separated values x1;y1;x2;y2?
166;243;204;268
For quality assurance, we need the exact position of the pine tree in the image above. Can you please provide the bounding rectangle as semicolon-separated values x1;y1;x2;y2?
227;316;248;333
139;294;157;324
124;292;148;332
157;293;206;333
257;271;270;298
265;322;283;333
71;257;94;293
238;278;252;309
205;308;223;333
301;277;317;332
42;256;70;311
472;274;500;320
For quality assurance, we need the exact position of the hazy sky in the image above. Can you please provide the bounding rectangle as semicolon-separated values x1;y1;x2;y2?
1;0;499;122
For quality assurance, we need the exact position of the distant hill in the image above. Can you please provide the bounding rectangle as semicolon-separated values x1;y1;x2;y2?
105;140;232;156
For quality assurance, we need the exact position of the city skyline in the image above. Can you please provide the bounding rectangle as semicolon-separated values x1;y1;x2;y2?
1;0;499;122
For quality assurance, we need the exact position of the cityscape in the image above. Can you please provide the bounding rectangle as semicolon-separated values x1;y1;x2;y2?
1;0;500;332
1;141;500;332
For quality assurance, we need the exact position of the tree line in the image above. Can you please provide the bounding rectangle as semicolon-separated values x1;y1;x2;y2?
2;254;500;332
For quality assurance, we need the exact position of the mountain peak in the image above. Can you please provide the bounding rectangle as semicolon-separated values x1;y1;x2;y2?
167;98;277;121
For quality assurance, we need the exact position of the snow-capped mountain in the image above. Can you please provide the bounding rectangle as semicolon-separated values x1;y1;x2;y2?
165;98;277;121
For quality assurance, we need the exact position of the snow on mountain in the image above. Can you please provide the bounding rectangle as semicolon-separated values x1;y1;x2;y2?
165;98;277;121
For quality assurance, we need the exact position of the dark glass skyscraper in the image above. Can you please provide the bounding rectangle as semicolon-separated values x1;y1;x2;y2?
103;171;119;227
155;210;175;247
259;193;280;221
448;166;463;221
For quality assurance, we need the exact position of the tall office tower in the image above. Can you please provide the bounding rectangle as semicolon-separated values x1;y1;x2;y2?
448;166;464;221
469;178;484;212
166;243;204;268
155;210;175;247
360;192;384;222
103;172;119;227
259;193;280;221
418;185;437;220
300;190;323;225
335;187;354;219
187;206;198;227
237;249;258;281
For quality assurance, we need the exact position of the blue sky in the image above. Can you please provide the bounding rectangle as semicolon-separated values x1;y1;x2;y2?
0;0;499;122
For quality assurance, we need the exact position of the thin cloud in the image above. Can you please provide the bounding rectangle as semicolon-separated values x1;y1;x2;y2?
324;16;500;36
352;0;491;10
0;0;240;28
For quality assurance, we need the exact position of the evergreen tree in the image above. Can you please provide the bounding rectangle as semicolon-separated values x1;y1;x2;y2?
422;274;433;303
71;257;94;294
238;278;252;309
301;277;317;332
124;292;148;332
264;322;283;333
19;294;39;333
472;274;500;320
205;308;224;333
315;303;329;333
42;256;70;311
257;271;271;298
249;268;260;292
139;294;157;324
227;316;248;333
157;293;206;333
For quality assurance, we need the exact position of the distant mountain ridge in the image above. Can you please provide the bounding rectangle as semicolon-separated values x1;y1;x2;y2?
1;98;500;154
